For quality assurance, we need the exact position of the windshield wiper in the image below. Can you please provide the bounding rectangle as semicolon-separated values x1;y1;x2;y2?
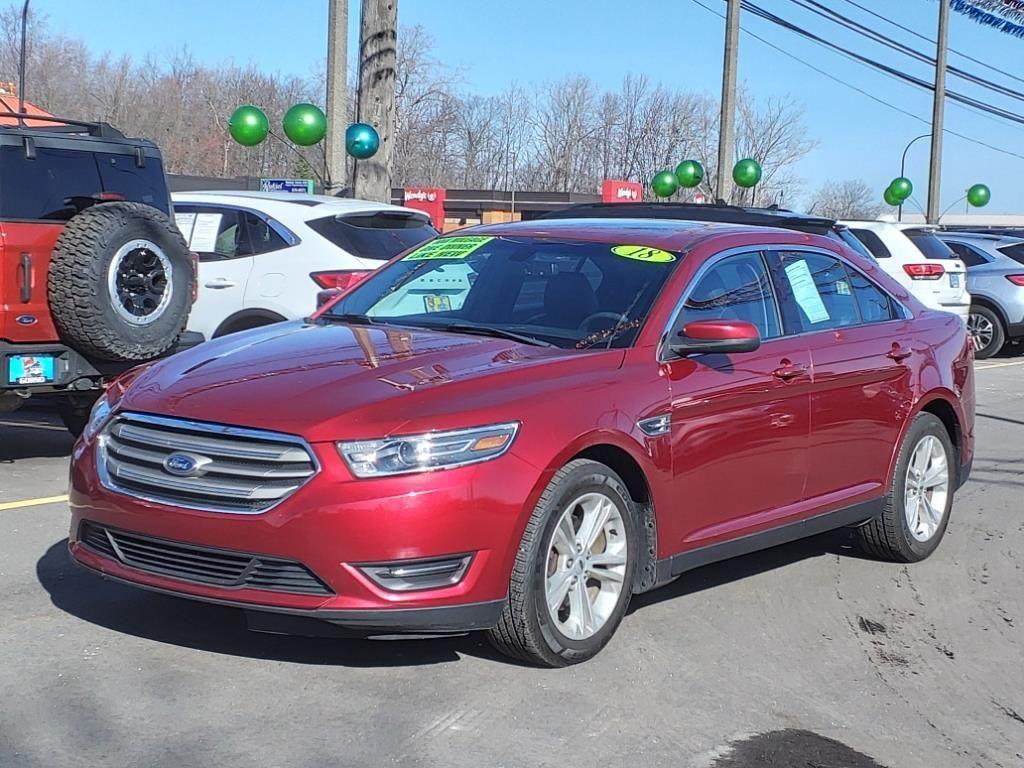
437;323;558;348
321;312;382;326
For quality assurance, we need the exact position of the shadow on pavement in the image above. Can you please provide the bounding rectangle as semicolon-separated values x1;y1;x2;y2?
707;729;886;767
36;539;507;667
0;408;73;462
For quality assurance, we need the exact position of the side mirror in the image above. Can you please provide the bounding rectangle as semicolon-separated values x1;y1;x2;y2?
668;319;761;357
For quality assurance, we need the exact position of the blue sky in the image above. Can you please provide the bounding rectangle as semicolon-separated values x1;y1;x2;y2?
18;0;1024;212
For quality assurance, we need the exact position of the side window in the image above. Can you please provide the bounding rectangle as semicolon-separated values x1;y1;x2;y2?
677;252;781;340
844;264;896;323
173;206;251;262
945;241;988;267
242;212;288;256
776;251;860;332
851;229;892;259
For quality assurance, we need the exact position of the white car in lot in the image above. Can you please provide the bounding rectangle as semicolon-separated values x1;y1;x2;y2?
841;220;970;321
172;191;437;339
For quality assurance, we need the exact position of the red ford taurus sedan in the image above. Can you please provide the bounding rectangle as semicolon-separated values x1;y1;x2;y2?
68;214;975;666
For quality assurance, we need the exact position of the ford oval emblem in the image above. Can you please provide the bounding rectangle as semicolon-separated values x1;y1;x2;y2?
15;315;37;326
163;452;209;477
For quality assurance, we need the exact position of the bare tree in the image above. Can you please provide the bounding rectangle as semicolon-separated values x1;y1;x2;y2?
807;179;883;220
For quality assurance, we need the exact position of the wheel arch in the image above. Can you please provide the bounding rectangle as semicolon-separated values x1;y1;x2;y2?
970;295;1009;329
212;308;288;338
887;391;966;490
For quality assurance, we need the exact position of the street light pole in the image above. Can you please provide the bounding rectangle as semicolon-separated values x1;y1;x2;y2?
898;133;930;223
716;0;740;204
325;0;349;195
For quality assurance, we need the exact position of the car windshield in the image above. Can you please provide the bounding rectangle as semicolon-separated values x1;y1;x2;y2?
326;235;681;349
905;230;957;260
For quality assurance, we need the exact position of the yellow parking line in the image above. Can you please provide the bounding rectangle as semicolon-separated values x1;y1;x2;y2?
0;494;69;512
0;419;66;432
975;359;1024;370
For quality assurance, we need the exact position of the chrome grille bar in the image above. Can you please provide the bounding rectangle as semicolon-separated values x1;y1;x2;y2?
96;412;319;514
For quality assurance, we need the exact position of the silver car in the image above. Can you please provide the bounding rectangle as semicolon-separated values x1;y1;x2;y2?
940;233;1024;358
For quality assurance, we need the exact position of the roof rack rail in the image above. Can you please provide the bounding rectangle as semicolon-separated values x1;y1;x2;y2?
0;111;126;138
538;201;837;231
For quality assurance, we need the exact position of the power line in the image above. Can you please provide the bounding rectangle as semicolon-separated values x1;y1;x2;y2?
684;0;1024;162
837;0;1024;88
740;0;1024;127
786;0;1024;106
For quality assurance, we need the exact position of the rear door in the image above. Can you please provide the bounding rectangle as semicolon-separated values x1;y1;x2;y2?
769;249;915;505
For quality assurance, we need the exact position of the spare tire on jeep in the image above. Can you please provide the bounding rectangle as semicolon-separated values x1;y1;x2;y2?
48;202;194;362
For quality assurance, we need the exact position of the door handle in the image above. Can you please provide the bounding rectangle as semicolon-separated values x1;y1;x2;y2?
204;279;236;289
886;345;912;362
772;362;808;381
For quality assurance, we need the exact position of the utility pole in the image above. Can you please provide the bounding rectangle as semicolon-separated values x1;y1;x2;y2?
927;0;949;224
324;0;348;195
353;0;397;203
716;0;740;204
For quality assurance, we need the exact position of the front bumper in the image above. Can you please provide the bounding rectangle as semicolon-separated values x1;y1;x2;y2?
68;435;540;632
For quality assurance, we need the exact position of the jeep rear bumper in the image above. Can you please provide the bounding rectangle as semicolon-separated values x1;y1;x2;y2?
1;332;205;393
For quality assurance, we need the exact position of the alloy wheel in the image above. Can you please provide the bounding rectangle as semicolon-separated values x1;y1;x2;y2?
107;239;173;326
544;491;628;640
967;312;994;354
904;435;950;542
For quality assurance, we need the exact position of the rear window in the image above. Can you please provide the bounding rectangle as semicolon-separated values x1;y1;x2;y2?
905;230;957;260
307;212;437;261
850;229;892;259
998;243;1024;265
0;145;169;220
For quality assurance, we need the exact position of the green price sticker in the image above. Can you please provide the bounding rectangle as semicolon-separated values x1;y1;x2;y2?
404;236;494;261
611;245;676;263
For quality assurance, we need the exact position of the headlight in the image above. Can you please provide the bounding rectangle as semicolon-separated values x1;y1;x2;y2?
82;396;113;442
338;422;519;478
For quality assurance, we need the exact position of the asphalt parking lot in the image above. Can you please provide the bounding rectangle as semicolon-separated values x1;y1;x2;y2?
1;359;1023;768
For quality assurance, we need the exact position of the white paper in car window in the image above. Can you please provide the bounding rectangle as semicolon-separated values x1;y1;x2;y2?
189;213;224;253
784;258;830;324
173;212;196;241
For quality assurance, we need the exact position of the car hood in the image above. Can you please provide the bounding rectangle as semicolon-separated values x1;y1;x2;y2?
119;320;622;441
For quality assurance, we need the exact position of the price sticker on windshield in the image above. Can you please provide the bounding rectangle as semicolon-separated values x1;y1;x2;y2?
611;245;676;263
405;236;494;261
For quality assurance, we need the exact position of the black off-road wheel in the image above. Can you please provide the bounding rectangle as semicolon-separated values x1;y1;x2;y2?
48;202;194;362
856;413;957;562
487;459;639;666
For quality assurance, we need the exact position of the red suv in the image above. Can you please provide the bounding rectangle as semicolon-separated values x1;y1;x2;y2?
67;215;975;666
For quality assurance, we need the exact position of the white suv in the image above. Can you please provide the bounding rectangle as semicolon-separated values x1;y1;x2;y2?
841;220;970;321
172;191;436;339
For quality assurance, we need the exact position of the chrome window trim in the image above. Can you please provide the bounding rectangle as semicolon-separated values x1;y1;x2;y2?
658;244;912;364
172;201;302;249
95;411;321;515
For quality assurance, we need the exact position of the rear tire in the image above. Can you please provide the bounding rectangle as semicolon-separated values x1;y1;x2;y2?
487;459;638;666
967;305;1004;359
856;413;956;562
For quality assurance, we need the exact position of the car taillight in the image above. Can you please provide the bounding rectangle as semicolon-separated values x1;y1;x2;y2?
310;271;370;291
903;263;945;280
1006;275;1024;286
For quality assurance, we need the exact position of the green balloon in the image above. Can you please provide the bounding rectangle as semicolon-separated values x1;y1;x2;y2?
889;176;913;201
967;183;991;208
228;105;269;147
345;122;380;159
675;160;704;189
883;187;901;206
652;170;679;198
732;158;762;188
282;103;327;146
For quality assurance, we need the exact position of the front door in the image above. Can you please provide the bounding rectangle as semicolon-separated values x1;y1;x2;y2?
662;250;811;553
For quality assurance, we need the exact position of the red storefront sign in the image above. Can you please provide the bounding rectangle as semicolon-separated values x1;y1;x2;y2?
601;180;642;203
403;187;446;228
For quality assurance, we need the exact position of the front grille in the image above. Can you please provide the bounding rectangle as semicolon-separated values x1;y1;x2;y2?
97;412;318;513
79;521;333;595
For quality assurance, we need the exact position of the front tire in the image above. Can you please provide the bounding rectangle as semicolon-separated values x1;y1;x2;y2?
487;459;639;666
967;305;1005;359
856;413;956;562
